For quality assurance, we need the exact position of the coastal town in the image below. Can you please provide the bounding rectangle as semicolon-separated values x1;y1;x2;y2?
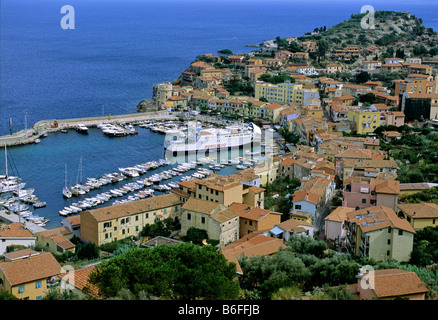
1;10;438;302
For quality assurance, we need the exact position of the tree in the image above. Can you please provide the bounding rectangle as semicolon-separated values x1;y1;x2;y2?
88;244;240;300
217;49;233;56
354;71;371;84
183;227;208;245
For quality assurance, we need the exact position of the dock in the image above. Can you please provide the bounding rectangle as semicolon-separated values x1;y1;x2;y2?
0;209;47;233
0;111;179;147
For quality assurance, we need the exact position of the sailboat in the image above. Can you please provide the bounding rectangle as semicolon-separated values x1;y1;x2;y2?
0;144;26;193
70;156;87;196
63;163;72;198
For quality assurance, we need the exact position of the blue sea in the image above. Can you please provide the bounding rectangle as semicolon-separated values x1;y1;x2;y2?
1;0;438;228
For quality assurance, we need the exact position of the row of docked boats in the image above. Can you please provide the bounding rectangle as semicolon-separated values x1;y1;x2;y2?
97;123;137;137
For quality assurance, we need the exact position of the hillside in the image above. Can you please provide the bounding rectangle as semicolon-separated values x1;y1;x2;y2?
297;10;438;63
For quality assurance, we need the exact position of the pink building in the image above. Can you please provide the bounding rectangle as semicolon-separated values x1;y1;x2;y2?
342;178;400;211
384;111;405;127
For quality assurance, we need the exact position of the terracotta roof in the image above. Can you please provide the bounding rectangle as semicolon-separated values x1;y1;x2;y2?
221;234;286;273
0;223;35;238
346;206;415;234
196;175;242;191
371;179;400;195
363;269;428;298
325;206;355;223
210;208;239;223
0;250;62;286
65;215;81;227
85;193;182;222
182;197;223;215
229;203;280;221
397;203;438;219
274;218;313;231
61;263;102;299
292;190;320;205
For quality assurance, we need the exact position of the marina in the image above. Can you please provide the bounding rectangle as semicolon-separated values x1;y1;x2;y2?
0;119;270;229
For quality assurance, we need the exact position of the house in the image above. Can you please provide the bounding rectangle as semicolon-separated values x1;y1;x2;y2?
324;206;355;241
384;111;405;127
326;63;343;74
399;182;436;197
60;263;102;300
342;178;400;212
229;203;281;238
35;227;76;255
268;218;315;241
0;249;63;300
194;175;244;206
62;215;81;239
352;268;428;300
80;193;182;246
221;233;286;274
291;190;321;223
343;206;416;262
396;203;438;230
0;223;36;256
180;198;239;247
274;50;293;61
347;106;380;134
362;61;381;71
260;103;284;123
381;130;402;143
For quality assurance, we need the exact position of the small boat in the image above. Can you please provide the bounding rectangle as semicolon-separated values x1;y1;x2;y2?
34;139;41;144
32;201;46;209
75;124;89;134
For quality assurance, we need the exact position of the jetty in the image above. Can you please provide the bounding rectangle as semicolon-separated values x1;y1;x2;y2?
0;111;179;147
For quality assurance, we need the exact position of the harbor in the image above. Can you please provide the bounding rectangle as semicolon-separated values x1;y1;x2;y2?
0;118;272;229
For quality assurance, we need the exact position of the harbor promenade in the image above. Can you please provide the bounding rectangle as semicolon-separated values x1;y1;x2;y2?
0;209;47;233
0;111;179;147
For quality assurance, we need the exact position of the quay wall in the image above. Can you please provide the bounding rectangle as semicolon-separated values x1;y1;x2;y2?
0;111;179;147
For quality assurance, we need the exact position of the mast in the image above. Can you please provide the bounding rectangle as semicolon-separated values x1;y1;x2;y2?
4;143;8;178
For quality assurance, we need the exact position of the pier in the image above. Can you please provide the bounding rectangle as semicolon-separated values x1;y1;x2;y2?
0;111;179;147
0;209;47;233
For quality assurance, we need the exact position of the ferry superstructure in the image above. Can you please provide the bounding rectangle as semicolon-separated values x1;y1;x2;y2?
164;122;261;154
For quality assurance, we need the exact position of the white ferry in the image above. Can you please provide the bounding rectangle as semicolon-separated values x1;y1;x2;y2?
164;122;261;154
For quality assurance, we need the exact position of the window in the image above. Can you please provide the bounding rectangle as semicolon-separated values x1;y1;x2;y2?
35;281;42;289
201;217;205;224
362;199;366;204
295;205;301;210
135;215;139;221
187;213;191;220
387;239;391;245
18;285;25;293
398;229;403;236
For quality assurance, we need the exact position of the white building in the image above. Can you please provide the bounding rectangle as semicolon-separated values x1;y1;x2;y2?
0;222;36;255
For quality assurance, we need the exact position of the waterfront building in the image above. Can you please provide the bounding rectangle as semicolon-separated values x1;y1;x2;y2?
0;249;63;300
80;193;182;246
0;223;36;256
152;81;173;109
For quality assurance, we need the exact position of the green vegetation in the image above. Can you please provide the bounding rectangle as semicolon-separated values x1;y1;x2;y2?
139;217;180;239
224;78;254;96
375;127;438;184
88;243;240;300
410;226;438;267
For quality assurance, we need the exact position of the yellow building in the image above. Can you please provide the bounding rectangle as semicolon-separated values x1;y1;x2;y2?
80;193;182;246
260;103;284;123
180;198;239;247
347;107;380;134
229;202;282;238
35;227;76;255
194;175;244;206
396;203;438;230
344;206;415;262
0;249;62;300
254;82;305;104
302;105;324;118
